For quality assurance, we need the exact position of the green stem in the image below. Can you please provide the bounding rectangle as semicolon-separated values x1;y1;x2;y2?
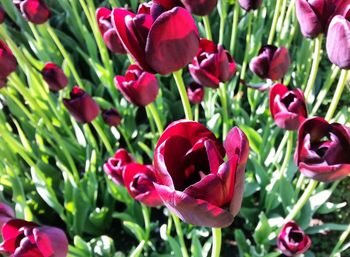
211;228;222;257
294;174;305;197
118;126;135;155
173;70;193;120
146;103;164;134
194;104;199;122
330;222;350;256
240;12;253;81
166;214;173;236
267;0;283;44
141;205;150;241
218;83;229;139
84;124;99;151
230;1;240;54
304;34;323;100
92;120;114;155
129;240;146;257
324;70;348;121
218;9;226;45
203;16;212;41
278;131;293;179
172;214;189;257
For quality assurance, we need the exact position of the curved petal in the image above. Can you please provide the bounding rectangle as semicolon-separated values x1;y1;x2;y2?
269;47;290;80
33;226;68;257
189;64;220;88
269;83;289;118
299;162;350;182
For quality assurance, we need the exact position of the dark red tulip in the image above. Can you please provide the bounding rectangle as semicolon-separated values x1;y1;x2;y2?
249;45;290;81
153;120;249;227
0;6;5;24
326;14;350;69
0;203;14;229
277;221;311;256
104;149;134;185
0;40;17;88
63;86;100;123
295;117;350;182
115;64;159;107
181;0;218;16
187;82;204;104
13;0;51;24
112;5;199;75
153;0;183;10
269;84;307;131
102;108;122;127
238;0;263;11
189;39;236;88
0;219;68;257
296;0;338;38
123;163;163;207
41;62;68;92
96;8;126;54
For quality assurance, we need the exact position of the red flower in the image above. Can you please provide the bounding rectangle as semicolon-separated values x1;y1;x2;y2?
102;108;122;127
104;149;134;185
115;64;159;106
269;84;307;130
295;117;350;182
189;39;236;88
112;5;199;75
0;219;68;257
181;0;218;16
41;63;68;92
63;86;100;123
153;120;249;227
0;40;17;88
123;163;163;207
277;221;311;256
187;82;204;104
13;0;50;24
238;0;263;11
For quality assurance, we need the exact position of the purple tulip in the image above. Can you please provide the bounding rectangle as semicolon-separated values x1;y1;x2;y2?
0;203;15;229
189;39;236;88
0;6;5;24
277;221;311;256
250;45;290;81
112;5;199;75
153;120;249;227
295;117;350;182
41;63;68;92
0;219;68;257
0;40;17;88
115;64;159;107
239;0;263;11
63;86;100;123
187;82;205;104
13;0;51;24
104;148;134;185
269;83;308;130
102;108;122;127
123;163;163;207
181;0;218;16
96;8;126;54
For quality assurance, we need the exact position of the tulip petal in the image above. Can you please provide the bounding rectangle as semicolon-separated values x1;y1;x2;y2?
12;238;42;257
224;127;249;165
269;47;290;80
33;226;68;257
299;162;350;182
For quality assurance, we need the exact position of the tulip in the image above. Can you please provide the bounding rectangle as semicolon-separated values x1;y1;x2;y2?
153;0;183;10
123;163;163;207
41;62;68;92
0;219;68;257
189;39;236;88
277;221;311;256
102;108;122;127
249;45;290;81
0;6;5;24
96;8;126;54
13;0;50;24
0;40;17;88
326;15;350;69
104;148;134;185
0;203;14;229
153;120;249;227
295;117;350;182
181;0;218;16
112;5;199;75
295;0;338;38
115;64;159;106
187;82;204;104
63;86;100;123
238;0;263;11
269;83;308;130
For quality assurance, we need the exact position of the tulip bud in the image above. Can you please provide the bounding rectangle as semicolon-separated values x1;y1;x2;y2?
0;40;17;88
269;83;307;130
0;6;5;24
250;45;290;81
189;39;236;88
0;219;68;257
96;8;126;54
238;0;263;11
123;163;163;207
13;0;51;24
295;117;350;182
102;108;122;127
41;63;68;92
296;0;338;38
63;86;100;123
104;149;134;185
187;82;204;104
181;0;218;16
0;203;14;229
115;64;159;106
277;221;311;256
326;14;350;69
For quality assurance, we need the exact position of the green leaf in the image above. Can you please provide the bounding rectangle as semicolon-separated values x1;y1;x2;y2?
235;230;250;256
253;213;272;245
239;125;262;154
191;233;203;257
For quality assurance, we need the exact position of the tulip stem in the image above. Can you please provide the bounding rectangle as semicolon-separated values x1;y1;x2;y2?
211;228;222;257
141;205;150;241
330;222;350;257
325;70;349;121
267;0;283;44
230;1;240;54
218;83;229;139
129;240;146;257
304;34;323;100
194;104;200;122
117;126;135;155
278;131;293;179
203;16;213;41
240;12;253;82
172;214;189;257
147;103;164;134
173;70;193;120
92;120;114;155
